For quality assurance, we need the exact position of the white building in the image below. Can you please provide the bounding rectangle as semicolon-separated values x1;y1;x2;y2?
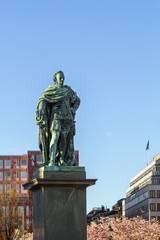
125;153;160;221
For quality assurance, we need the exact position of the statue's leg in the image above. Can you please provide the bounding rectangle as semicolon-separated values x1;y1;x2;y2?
49;130;60;166
58;131;68;166
65;121;76;166
65;132;76;166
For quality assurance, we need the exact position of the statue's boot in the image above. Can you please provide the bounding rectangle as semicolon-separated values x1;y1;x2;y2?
58;158;67;166
48;159;56;166
67;159;76;166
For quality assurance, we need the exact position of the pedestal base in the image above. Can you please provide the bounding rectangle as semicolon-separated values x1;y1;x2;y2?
24;167;96;240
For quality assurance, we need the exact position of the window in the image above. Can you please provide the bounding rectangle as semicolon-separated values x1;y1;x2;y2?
157;203;160;211
21;172;27;179
16;172;19;179
2;206;8;214
5;172;11;180
16;159;19;168
18;206;24;217
150;203;156;211
37;155;42;164
5;160;11;169
139;192;148;202
32;155;42;166
21;160;27;167
21;184;27;193
26;206;29;217
26;219;29;229
5;184;11;191
17;184;19;192
18;219;23;228
0;172;3;180
152;178;160;184
31;155;35;166
153;179;157;184
150;190;155;198
157;190;160;198
156;167;160;171
0;160;3;169
125;192;148;210
0;184;3;191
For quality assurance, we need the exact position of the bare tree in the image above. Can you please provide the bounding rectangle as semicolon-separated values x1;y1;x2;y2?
0;179;24;240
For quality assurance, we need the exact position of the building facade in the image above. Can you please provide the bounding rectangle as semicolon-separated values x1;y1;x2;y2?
125;153;160;221
0;150;79;231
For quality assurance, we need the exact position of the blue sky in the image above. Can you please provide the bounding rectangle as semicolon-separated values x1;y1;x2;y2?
0;0;160;211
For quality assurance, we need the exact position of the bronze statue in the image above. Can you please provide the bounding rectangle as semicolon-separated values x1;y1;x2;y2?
35;71;80;167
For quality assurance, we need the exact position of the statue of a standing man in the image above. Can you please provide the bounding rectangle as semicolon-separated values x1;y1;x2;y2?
35;71;80;167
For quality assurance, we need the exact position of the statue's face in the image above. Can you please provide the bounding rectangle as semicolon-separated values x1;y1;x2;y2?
55;72;64;86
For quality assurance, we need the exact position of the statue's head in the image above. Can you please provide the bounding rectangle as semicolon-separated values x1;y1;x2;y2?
53;71;65;86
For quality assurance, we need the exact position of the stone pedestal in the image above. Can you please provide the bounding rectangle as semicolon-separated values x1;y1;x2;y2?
24;166;97;240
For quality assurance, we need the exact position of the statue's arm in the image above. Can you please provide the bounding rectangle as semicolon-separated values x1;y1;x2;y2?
71;95;80;116
36;100;47;126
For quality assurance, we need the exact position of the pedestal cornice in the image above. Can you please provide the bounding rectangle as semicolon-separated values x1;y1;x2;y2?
24;178;97;191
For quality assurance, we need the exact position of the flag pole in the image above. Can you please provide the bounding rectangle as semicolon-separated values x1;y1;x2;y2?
148;148;149;165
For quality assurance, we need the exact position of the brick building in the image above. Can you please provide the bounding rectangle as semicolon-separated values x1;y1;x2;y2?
0;150;79;231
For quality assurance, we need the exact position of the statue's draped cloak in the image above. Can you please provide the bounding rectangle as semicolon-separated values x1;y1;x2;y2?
36;84;77;125
37;85;76;107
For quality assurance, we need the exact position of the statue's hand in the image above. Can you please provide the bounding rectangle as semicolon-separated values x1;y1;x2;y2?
36;110;46;124
39;120;46;128
36;109;44;117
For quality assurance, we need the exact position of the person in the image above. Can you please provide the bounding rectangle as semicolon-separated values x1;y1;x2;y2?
35;71;80;167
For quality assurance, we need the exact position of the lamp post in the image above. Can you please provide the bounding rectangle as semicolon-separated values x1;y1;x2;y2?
107;225;113;240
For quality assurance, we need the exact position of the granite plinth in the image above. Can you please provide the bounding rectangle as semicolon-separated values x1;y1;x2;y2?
24;167;97;240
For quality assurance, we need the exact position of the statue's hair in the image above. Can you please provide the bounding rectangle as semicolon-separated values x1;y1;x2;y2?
53;71;64;82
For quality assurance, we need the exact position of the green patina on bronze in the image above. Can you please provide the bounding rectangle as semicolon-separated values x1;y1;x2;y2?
34;166;85;174
34;71;80;167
